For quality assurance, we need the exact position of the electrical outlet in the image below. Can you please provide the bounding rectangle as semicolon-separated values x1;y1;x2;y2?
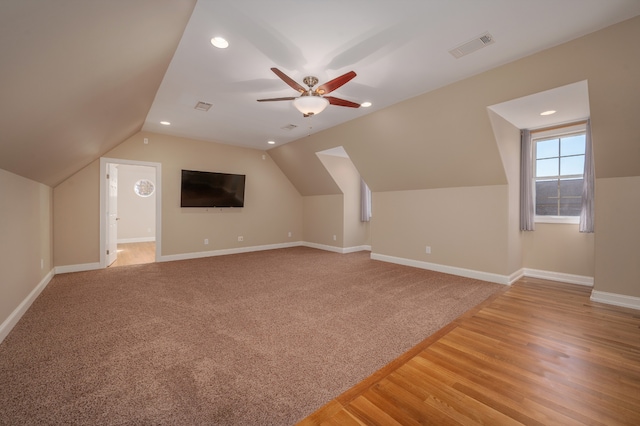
333;235;337;241
425;246;431;254
40;259;44;269
204;238;209;245
143;137;149;144
288;231;292;238
238;236;244;242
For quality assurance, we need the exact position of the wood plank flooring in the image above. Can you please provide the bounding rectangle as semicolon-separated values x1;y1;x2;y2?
298;278;640;425
109;242;155;267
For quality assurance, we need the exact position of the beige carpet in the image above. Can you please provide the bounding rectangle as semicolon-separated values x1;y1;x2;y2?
0;247;502;425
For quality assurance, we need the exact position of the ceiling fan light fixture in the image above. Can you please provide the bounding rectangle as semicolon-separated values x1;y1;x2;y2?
293;96;329;116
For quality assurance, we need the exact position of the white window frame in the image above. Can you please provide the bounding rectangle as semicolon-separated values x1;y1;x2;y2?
532;123;587;225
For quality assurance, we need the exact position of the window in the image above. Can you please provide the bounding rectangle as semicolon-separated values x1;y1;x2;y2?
533;125;586;222
134;179;155;197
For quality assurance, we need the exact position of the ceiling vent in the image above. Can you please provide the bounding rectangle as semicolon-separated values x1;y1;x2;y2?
281;124;298;131
194;101;213;111
449;32;495;58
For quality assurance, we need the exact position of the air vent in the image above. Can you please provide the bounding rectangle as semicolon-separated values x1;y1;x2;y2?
281;124;298;131
449;32;495;59
194;101;213;111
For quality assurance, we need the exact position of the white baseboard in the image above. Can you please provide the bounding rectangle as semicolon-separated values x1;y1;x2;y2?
509;268;525;285
0;270;54;344
370;253;511;285
367;256;596;288
158;241;303;262
54;262;102;274
367;254;639;311
301;242;344;253
52;242;370;271
302;242;371;254
344;245;372;254
523;268;594;286
117;237;155;244
590;290;640;311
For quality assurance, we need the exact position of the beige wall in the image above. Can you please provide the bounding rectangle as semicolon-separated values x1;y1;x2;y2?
0;168;52;329
269;137;342;196
595;177;640;297
489;109;524;275
53;132;303;265
372;186;509;275
302;195;343;248
523;224;595;277
116;165;156;242
317;154;370;248
53;160;101;266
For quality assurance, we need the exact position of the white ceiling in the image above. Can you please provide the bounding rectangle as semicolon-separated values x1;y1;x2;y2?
142;0;640;150
488;80;591;130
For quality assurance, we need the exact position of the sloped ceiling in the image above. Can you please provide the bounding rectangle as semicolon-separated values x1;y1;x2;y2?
269;16;640;194
143;0;640;151
0;0;197;186
1;0;639;188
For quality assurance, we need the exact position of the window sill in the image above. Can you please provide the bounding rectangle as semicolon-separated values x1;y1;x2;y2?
535;216;579;224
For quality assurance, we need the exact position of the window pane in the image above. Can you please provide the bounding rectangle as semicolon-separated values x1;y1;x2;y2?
560;155;585;176
559;197;582;216
559;178;583;197
536;138;559;159
559;178;582;216
535;180;558;215
536;158;558;177
561;135;586;156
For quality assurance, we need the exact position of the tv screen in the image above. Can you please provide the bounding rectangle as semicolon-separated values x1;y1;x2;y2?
180;170;245;208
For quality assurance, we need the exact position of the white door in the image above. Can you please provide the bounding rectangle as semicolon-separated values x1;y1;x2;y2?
106;164;118;266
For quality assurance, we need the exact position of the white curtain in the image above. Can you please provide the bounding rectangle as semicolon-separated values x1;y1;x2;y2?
360;178;371;222
579;119;595;233
520;129;535;231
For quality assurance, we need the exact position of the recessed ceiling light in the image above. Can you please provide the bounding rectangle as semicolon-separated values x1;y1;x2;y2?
210;37;229;49
267;140;276;145
540;110;556;116
361;101;372;108
160;121;171;125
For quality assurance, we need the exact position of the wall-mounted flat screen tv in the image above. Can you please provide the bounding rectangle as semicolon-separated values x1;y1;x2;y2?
180;169;245;208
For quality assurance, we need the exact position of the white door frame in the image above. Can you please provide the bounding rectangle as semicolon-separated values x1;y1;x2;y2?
106;163;119;266
99;157;162;268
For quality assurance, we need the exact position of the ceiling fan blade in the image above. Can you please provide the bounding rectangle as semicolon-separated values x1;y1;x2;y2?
270;68;306;93
257;97;296;102
324;96;361;108
315;71;357;95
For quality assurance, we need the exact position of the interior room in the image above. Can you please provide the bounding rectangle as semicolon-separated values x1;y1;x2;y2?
1;1;639;424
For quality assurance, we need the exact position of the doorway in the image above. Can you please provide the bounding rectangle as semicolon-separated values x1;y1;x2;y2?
100;157;162;268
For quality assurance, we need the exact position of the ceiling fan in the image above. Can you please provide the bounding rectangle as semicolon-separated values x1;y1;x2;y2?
257;68;360;117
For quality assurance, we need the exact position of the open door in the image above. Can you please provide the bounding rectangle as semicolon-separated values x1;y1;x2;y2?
106;163;118;266
100;157;161;269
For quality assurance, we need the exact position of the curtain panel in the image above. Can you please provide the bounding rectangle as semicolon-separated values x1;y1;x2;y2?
360;178;371;222
579;119;595;233
520;129;535;231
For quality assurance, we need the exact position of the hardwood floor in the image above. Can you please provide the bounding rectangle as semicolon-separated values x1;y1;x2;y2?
109;242;155;267
298;278;640;425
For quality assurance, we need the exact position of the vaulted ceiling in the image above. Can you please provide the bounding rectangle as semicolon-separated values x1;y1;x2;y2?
2;0;639;187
